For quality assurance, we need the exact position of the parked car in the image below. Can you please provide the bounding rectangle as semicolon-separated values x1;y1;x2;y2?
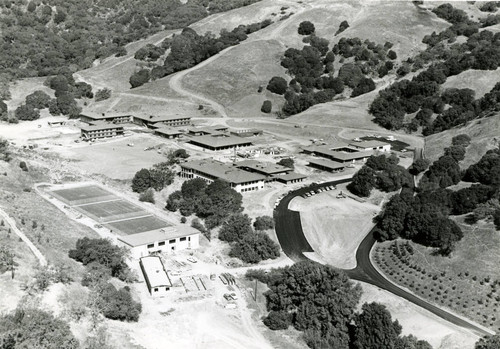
223;293;233;301
187;257;197;263
230;292;238;300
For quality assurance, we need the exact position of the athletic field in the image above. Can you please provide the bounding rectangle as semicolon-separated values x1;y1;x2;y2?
74;199;149;223
48;184;171;235
106;216;171;235
50;185;116;205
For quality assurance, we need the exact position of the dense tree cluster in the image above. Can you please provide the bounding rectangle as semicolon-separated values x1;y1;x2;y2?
298;21;315;35
130;19;272;87
269;23;395;116
131;162;175;192
370;4;500;133
98;283;142;322
375;143;500;253
68;237;129;280
249;261;431;349
479;2;500;12
253;215;274;230
475;334;500;349
347;154;413;197
463;147;500;186
166;178;243;228
0;308;79;349
0;0;261;86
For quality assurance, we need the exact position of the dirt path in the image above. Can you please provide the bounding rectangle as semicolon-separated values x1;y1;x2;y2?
0;207;47;266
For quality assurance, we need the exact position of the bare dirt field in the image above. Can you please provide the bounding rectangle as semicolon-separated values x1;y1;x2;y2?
289;186;380;269
358;281;478;349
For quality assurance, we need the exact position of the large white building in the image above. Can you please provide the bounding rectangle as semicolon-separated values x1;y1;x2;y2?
180;159;266;193
139;256;172;297
118;225;200;259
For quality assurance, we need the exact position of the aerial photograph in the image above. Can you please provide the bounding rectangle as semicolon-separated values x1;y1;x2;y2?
1;0;500;348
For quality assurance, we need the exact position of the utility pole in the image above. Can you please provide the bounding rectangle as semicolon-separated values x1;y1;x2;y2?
254;279;258;302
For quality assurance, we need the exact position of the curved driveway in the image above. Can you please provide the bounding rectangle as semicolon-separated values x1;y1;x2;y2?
274;179;492;337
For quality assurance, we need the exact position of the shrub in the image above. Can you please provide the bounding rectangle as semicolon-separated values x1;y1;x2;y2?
229;231;280;263
139;188;155;204
277;158;294;169
19;161;28;172
98;283;142;322
95;88;112;102
263;311;292;330
15;104;40;121
129;69;150;88
25;90;51;109
261;100;272;113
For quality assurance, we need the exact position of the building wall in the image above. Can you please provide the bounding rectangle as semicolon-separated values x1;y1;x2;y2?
124;233;200;259
139;259;170;297
180;168;264;193
81;128;124;140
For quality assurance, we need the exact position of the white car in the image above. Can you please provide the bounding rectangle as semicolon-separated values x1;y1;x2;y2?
187;257;197;263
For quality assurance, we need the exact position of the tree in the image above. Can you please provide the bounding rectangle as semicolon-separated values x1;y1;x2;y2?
254;216;274;230
347;166;376;197
218;213;253;242
451;134;471;147
267;77;288;95
335;20;349;35
0;100;7;120
129;69;150;88
475;335;500;349
56;93;81;117
139;188;155;203
277;158;294;169
351;77;376;97
395;335;432;349
353;302;402;349
19;161;28;172
15;104;40;121
25;90;51;109
263;311;292;330
131;168;152;192
229;231;280;263
0;308;79;349
298;21;315;35
68;237;128;279
263;261;362;348
149;162;175;190
409;158;430;175
98;283;142;321
261;100;272;113
95;88;112;102
388;50;397;60
0;138;10;162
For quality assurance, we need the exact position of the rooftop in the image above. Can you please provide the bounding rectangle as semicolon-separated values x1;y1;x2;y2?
80;124;124;132
308;158;346;170
187;125;228;134
80;112;132;120
349;140;390;148
118;225;199;247
304;145;374;161
140;256;172;288
134;114;191;123
181;159;266;184
272;172;307;180
154;126;183;135
188;134;253;148
235;160;290;175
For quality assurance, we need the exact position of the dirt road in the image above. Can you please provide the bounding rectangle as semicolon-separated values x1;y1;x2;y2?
0;207;47;266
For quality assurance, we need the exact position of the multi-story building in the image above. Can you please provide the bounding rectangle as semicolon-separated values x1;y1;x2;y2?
180;159;266;193
133;114;191;128
80;112;132;124
80;124;124;140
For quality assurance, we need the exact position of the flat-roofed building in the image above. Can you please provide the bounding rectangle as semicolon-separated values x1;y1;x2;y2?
80;112;132;124
303;144;373;163
273;172;307;184
118;225;200;259
187;125;228;136
154;126;184;139
235;160;290;178
349;140;391;152
188;134;253;151
133;114;191;128
308;158;347;172
80;124;124;140
180;159;265;193
139;256;172;296
230;128;263;137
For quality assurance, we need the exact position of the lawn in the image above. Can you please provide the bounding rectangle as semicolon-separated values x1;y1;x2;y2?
372;217;500;332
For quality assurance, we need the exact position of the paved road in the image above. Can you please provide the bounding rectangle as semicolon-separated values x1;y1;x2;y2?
274;179;493;337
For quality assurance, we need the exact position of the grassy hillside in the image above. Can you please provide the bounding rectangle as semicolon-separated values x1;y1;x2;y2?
442;68;500;99
425;113;500;169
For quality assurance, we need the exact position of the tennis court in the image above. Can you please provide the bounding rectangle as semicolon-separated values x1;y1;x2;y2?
74;200;148;223
106;215;172;235
50;185;117;205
